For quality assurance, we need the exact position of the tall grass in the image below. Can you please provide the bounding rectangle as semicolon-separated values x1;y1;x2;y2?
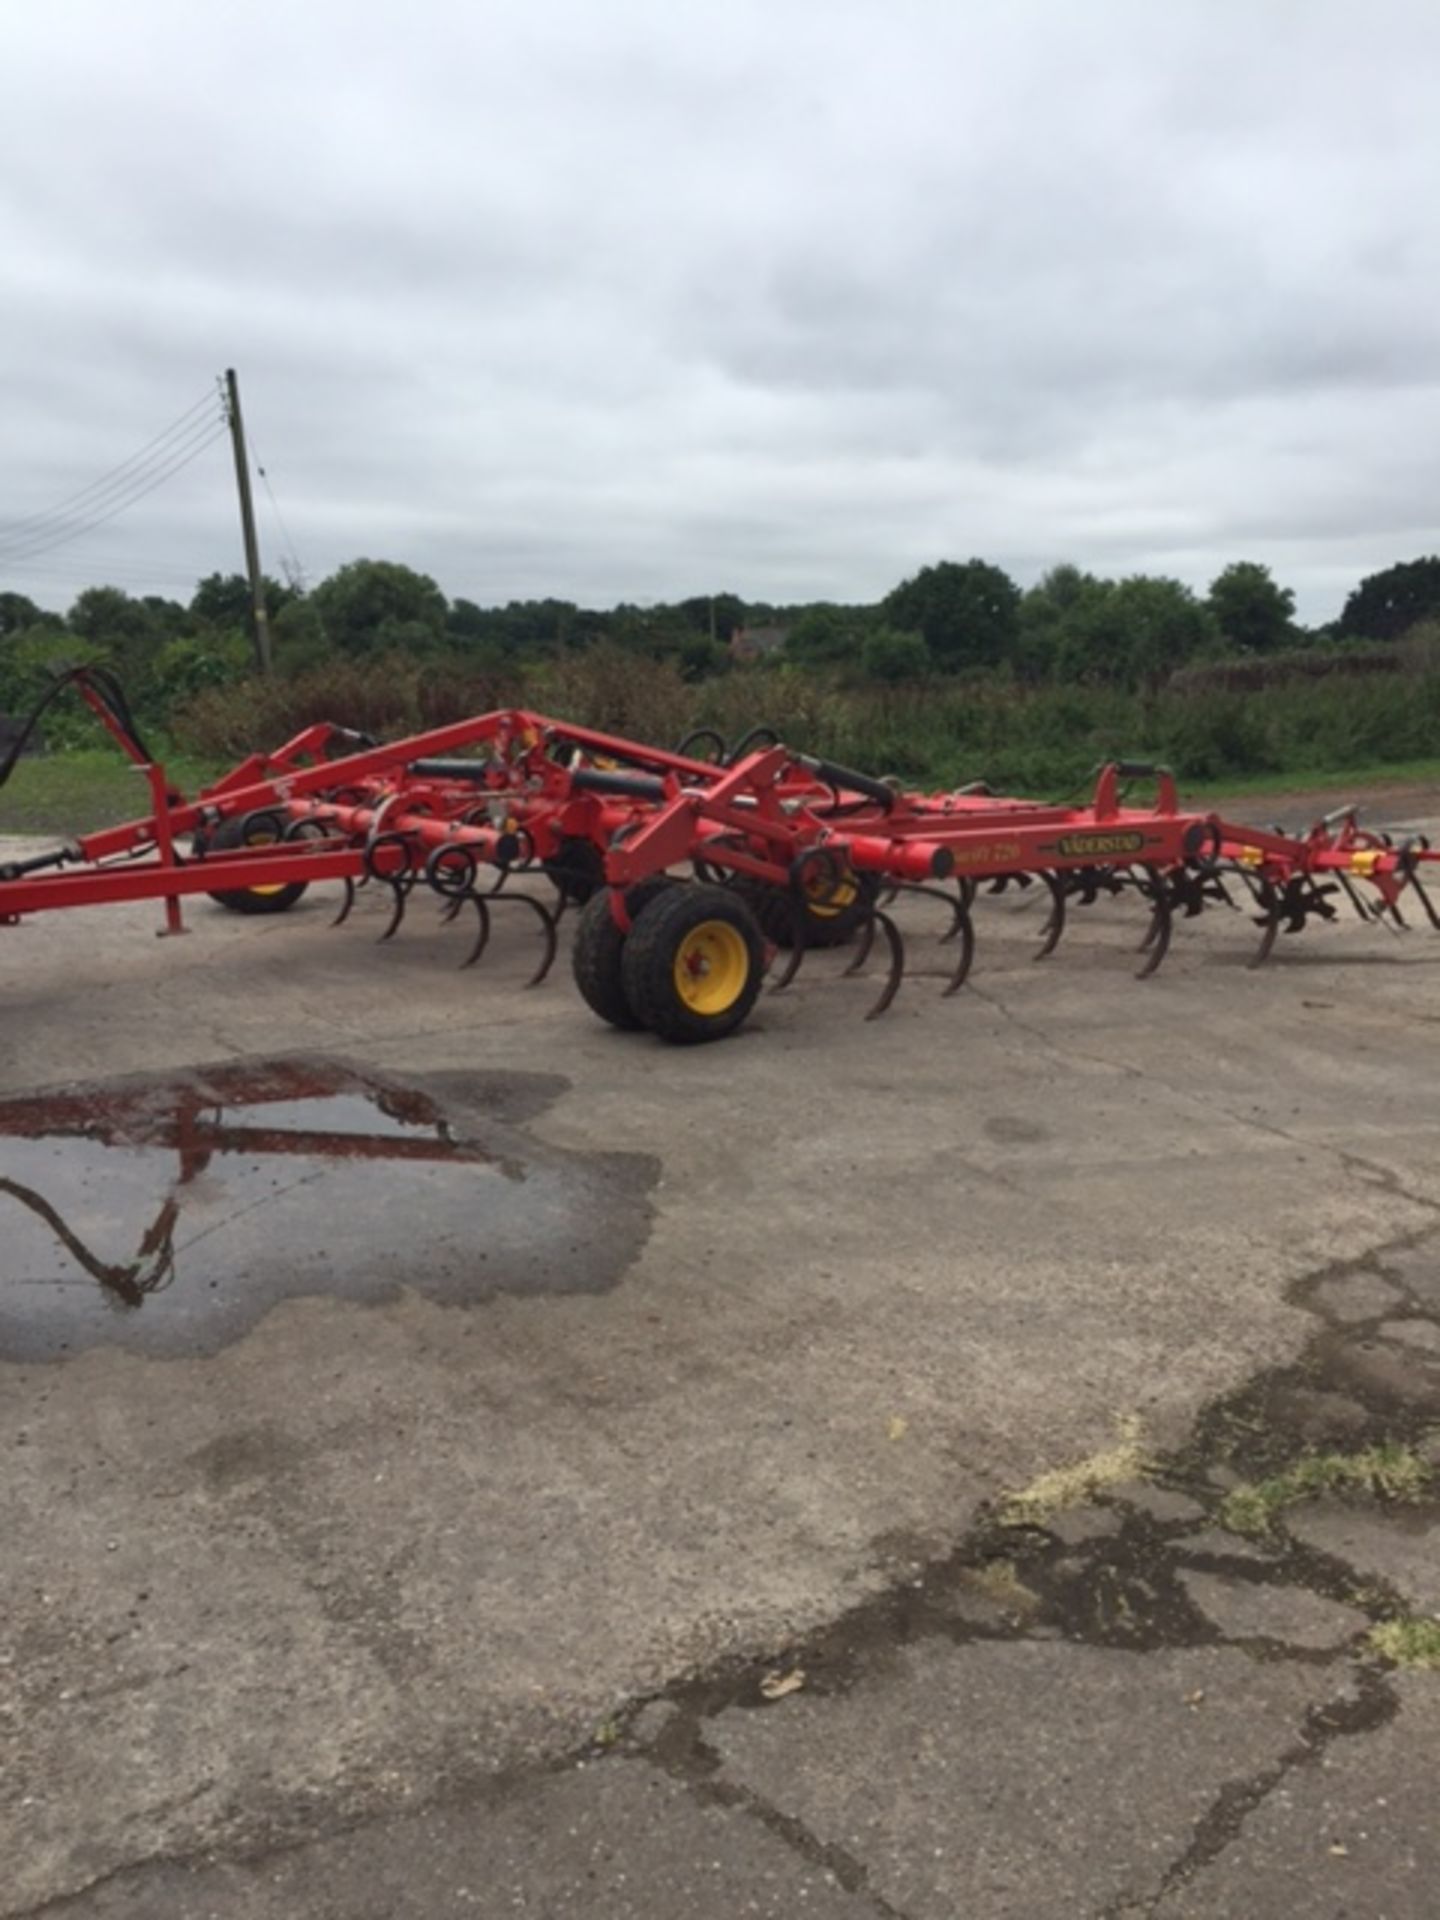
174;646;1440;793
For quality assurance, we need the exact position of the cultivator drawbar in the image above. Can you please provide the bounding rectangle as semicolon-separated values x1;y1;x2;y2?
3;667;1438;1042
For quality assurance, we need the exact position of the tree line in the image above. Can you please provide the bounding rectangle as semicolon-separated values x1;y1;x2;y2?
3;553;1440;733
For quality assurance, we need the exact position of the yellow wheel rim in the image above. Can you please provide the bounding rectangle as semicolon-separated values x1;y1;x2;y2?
243;828;287;897
672;919;750;1015
804;871;857;920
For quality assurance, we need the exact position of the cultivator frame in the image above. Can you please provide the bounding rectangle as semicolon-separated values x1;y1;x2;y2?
3;666;1438;1042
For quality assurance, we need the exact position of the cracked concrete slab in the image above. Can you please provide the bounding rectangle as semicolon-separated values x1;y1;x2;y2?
705;1641;1336;1920
1287;1505;1440;1616
1176;1570;1368;1649
24;1759;879;1919
1151;1676;1440;1920
4;795;1440;1915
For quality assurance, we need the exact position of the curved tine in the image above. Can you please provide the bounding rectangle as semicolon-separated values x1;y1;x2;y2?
1135;868;1162;949
377;878;411;942
768;896;809;993
488;865;512;895
330;876;357;928
1248;883;1282;969
863;910;906;1020
438;892;467;926
485;893;559;986
889;880;964;942
843;910;879;976
1400;847;1440;932
1138;906;1160;951
1034;871;1066;961
1134;869;1172;979
1335;871;1377;924
940;901;976;997
459;892;492;969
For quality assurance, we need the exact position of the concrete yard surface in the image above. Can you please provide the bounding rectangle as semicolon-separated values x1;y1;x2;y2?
3;800;1440;1918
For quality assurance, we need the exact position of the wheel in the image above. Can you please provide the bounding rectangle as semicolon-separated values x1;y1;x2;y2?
571;876;678;1029
620;883;765;1044
203;813;309;915
731;867;877;949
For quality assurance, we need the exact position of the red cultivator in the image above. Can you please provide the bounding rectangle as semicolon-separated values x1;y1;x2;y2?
3;667;1438;1042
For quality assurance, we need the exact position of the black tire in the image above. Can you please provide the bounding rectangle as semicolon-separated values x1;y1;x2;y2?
620;883;764;1045
731;870;877;949
571;876;678;1029
204;814;309;915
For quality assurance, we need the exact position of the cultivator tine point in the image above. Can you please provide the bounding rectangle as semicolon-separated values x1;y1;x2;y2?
485;893;559;986
1134;869;1172;979
941;901;976;997
1034;871;1066;960
843;913;879;977
1400;841;1440;931
330;878;357;928
937;880;968;941
931;883;968;944
459;892;492;968
862;910;906;1020
1250;882;1282;968
377;881;411;942
768;903;808;994
883;880;973;995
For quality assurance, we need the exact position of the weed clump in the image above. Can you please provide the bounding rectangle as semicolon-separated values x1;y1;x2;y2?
1366;1617;1440;1669
1220;1444;1431;1537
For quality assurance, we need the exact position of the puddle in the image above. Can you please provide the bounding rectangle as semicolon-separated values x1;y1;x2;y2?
0;1058;655;1360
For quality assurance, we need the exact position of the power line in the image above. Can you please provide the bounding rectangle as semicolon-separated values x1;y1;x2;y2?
254;448;306;591
0;421;229;566
0;412;227;559
0;391;221;543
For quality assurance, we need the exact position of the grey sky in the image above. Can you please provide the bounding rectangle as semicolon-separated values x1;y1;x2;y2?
2;0;1438;622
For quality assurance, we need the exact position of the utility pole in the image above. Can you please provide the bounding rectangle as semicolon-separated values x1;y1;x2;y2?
223;368;273;676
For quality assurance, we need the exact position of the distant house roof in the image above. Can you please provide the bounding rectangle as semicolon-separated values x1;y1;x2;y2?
729;624;789;661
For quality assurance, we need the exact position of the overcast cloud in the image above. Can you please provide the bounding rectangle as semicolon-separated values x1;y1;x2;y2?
2;0;1438;621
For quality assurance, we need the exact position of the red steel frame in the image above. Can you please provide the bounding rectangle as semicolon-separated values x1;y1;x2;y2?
4;692;1438;977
